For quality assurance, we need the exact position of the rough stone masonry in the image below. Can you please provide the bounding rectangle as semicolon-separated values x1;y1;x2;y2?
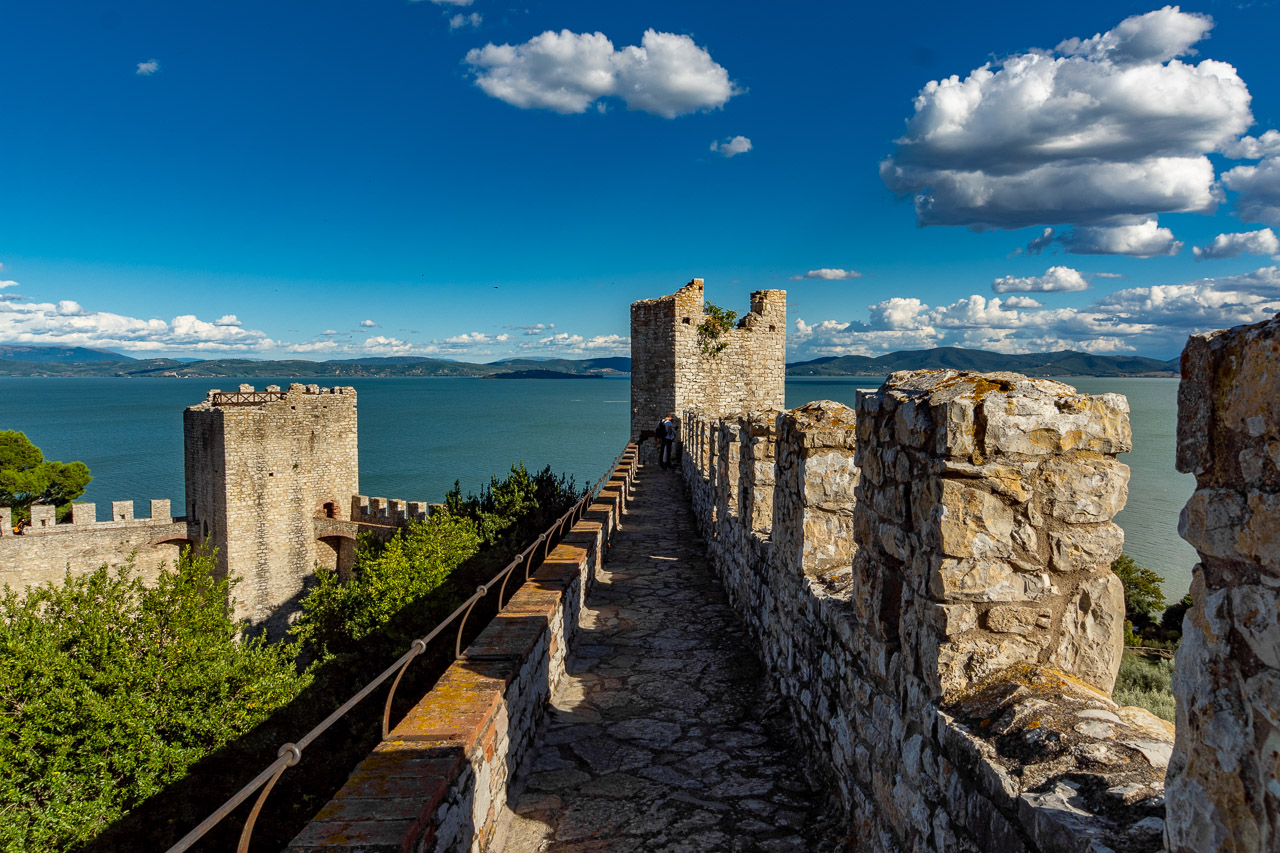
1168;313;1280;852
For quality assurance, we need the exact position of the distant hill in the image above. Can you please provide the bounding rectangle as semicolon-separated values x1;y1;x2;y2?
0;344;134;363
0;345;1178;379
787;347;1179;378
485;369;607;380
0;353;630;378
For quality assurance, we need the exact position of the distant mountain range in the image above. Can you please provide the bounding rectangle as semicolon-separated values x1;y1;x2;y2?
0;344;1179;378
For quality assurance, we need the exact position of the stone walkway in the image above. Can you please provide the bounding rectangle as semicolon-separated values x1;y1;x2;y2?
491;465;829;853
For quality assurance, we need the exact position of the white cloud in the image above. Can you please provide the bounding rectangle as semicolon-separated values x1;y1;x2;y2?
789;268;863;281
320;329;339;336
1223;155;1280;226
1063;220;1183;257
1222;130;1280;159
0;297;277;353
449;12;481;30
214;314;243;326
710;135;752;157
0;280;17;289
880;7;1250;233
465;29;739;118
790;265;1280;359
359;319;378;327
992;266;1089;293
518;332;630;355
136;59;160;76
1194;228;1280;260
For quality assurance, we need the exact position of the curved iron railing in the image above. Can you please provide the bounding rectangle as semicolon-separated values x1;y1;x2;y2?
165;446;637;853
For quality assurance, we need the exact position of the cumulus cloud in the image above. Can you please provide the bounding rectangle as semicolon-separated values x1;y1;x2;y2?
518;332;630;355
879;7;1250;236
1223;155;1280;225
449;12;481;30
359;319;378;327
136;59;160;75
1194;228;1280;260
1064;220;1183;257
790;265;1280;358
0;280;18;289
0;296;277;353
789;268;863;281
1222;130;1280;159
465;29;739;117
710;135;752;157
992;266;1089;293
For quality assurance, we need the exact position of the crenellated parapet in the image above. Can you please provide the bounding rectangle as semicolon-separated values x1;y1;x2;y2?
631;278;785;464
0;498;195;589
678;372;1170;853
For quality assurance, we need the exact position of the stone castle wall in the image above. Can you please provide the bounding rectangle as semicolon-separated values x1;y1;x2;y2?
0;499;192;589
1167;314;1280;852
630;279;785;464
680;372;1173;853
184;383;359;634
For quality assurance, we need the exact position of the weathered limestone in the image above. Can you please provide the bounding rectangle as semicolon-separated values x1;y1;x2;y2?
1167;314;1280;853
184;383;359;634
855;370;1131;700
630;279;785;464
677;368;1168;853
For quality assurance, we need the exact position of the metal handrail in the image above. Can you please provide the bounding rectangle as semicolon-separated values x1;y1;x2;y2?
165;445;636;853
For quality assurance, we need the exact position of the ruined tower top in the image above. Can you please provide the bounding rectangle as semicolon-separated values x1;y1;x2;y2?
630;278;786;460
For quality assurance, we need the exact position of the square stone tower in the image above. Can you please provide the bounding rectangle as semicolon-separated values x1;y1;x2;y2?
631;279;786;464
184;383;358;635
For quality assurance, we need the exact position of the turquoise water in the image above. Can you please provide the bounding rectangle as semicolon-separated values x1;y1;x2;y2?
0;374;1195;598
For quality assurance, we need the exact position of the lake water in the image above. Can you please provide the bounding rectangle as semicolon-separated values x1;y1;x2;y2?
0;375;1196;598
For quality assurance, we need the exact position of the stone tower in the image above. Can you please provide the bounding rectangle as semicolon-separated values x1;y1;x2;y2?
184;383;359;634
630;279;786;464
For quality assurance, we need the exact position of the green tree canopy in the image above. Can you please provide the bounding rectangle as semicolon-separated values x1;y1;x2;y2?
1112;552;1167;621
0;431;92;524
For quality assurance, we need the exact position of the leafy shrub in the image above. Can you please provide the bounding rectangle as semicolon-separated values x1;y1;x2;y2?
1112;553;1166;621
0;551;309;852
696;302;738;355
1113;652;1175;722
291;512;481;659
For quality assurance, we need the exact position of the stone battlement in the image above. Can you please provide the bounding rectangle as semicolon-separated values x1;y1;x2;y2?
630;278;785;464
192;383;356;409
679;372;1170;852
0;499;177;536
349;495;437;526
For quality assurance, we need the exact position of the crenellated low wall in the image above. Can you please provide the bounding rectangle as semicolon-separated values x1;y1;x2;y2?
287;446;637;853
0;499;194;588
682;372;1173;853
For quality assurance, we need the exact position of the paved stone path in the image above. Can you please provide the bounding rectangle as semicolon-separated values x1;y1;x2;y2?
491;465;829;853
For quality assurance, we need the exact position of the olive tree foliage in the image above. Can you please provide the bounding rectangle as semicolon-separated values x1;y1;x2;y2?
0;430;92;525
0;550;309;852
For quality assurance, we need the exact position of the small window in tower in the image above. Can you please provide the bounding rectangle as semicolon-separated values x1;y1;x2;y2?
682;317;691;324
324;502;336;519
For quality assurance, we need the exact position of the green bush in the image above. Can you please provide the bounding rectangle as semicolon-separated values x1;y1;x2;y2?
0;551;309;851
291;512;482;659
1113;652;1176;722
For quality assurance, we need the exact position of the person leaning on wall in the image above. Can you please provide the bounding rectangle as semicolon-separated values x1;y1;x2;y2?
657;414;678;469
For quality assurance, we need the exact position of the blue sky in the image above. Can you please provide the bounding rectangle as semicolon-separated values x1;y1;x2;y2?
1;1;1279;362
